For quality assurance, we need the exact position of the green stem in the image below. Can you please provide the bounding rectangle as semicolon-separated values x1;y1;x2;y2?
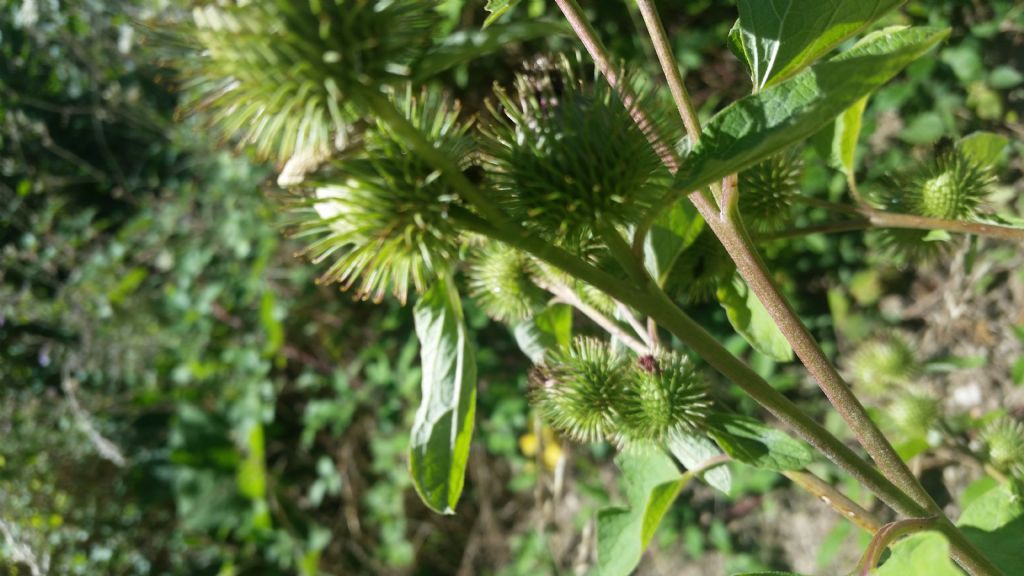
709;208;942;512
634;0;701;142
449;208;924;517
862;206;1024;242
783;470;882;533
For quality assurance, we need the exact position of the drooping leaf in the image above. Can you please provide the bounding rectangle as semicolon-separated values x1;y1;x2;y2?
410;275;478;514
483;0;521;28
832;97;868;178
512;304;573;363
673;27;950;195
957;485;1024;573
597;450;691;576
415;20;567;81
874;532;961;576
736;0;907;90
957;131;1010;166
644;200;705;286
728;19;753;77
707;413;813;472
666;429;732;495
717;274;794;362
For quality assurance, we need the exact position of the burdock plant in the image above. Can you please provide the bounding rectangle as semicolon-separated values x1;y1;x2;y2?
180;1;1024;574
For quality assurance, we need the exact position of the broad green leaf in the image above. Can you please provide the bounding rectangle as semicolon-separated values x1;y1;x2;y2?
874;532;960;576
643;200;705;285
707;413;813;472
415;20;566;81
959;476;998;510
512;304;573;363
957;131;1010;166
666;429;732;495
410;275;478;514
673;27;950;195
736;0;906;90
957;485;1024;573
483;0;521;28
717;274;794;362
597;450;690;576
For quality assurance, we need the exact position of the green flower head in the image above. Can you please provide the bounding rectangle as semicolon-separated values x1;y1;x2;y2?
982;417;1024;475
846;333;919;396
531;337;629;444
298;88;471;304
889;392;940;435
739;149;803;233
870;149;996;264
186;0;440;161
481;54;670;247
467;241;547;323
616;350;712;448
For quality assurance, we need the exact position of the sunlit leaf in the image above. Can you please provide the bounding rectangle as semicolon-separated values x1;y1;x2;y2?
708;413;812;472
736;0;907;90
597;450;691;576
673;27;950;195
717;274;794;362
410;275;478;514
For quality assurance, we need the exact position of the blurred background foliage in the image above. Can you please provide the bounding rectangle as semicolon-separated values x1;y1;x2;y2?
0;1;1021;575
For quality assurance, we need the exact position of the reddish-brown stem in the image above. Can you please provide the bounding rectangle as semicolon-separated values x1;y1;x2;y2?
856;516;941;575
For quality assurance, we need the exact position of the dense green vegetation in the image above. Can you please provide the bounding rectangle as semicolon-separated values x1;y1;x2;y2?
1;1;1022;575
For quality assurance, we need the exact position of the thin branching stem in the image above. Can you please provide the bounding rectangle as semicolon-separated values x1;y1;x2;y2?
756;219;872;242
783;470;882;533
856;517;941;576
775;197;1024;242
542;280;650;355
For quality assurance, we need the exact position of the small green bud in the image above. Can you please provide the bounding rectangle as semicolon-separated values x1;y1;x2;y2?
530;337;629;444
616;351;712;447
907;150;996;220
665;230;736;305
870;149;996;263
846;334;919;396
481;55;670;246
299;88;470;303
981;417;1024;474
889;393;940;434
467;241;547;322
187;0;441;160
739;150;803;233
